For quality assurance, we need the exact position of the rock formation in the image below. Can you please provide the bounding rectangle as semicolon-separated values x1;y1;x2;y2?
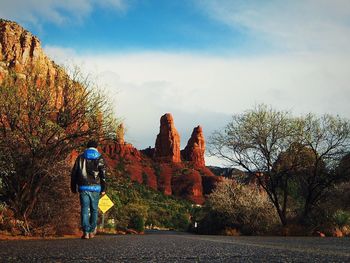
154;113;181;163
116;123;125;144
171;168;205;204
0;19;41;72
0;19;69;110
181;125;206;167
102;113;218;204
0;19;59;79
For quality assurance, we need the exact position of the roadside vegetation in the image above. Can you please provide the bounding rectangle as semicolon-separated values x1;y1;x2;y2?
0;67;119;236
102;173;191;233
206;104;350;236
191;179;279;235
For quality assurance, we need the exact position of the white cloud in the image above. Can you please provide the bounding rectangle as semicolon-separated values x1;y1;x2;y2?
45;46;350;165
98;0;125;10
0;0;126;26
44;46;78;62
196;0;350;52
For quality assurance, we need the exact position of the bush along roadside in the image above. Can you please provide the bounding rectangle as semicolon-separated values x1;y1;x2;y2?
99;174;192;233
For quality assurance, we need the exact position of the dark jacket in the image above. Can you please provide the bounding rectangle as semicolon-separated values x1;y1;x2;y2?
70;147;106;193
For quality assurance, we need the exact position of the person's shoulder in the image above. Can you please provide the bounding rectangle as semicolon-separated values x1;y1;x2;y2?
84;148;102;159
76;153;85;160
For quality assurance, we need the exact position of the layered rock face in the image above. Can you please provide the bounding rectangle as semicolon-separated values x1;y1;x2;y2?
0;19;68;110
0;19;58;79
154;113;181;163
181;125;206;167
101;123;141;163
171;167;205;204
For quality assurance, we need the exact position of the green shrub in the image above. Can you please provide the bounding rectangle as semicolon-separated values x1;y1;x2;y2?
171;211;190;231
194;209;231;235
129;214;145;232
333;210;350;227
105;174;191;232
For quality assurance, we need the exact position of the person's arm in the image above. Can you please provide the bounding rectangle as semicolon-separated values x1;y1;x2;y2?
98;157;107;194
70;158;79;193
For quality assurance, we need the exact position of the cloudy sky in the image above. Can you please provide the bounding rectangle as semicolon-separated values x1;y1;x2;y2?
1;0;350;166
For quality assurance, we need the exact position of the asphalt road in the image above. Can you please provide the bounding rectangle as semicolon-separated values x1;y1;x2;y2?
0;231;349;262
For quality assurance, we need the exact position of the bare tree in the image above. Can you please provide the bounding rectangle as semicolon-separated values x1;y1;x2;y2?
0;67;119;234
209;105;350;227
298;114;350;221
208;179;278;233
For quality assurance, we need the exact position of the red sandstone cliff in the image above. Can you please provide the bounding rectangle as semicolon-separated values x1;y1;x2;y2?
0;19;54;75
0;19;74;111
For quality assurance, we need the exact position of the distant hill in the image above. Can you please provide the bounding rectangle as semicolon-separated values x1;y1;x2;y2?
207;166;256;184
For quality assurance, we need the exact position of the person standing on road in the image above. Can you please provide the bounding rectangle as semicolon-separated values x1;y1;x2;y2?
71;140;107;239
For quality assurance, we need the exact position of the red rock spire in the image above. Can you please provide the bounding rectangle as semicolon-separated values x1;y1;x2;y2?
154;113;181;163
181;125;206;167
116;123;125;144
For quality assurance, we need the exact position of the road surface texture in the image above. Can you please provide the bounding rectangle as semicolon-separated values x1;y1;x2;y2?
0;231;349;262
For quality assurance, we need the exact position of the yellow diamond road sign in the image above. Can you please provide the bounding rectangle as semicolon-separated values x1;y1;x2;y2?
98;194;114;214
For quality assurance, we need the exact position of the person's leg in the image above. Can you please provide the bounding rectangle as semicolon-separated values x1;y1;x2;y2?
89;191;100;236
79;191;91;238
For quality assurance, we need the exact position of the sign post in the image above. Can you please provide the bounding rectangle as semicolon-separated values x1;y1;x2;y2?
98;194;114;229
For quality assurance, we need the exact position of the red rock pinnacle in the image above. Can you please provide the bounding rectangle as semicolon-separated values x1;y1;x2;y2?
116;123;125;144
181;125;206;167
154;113;181;163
